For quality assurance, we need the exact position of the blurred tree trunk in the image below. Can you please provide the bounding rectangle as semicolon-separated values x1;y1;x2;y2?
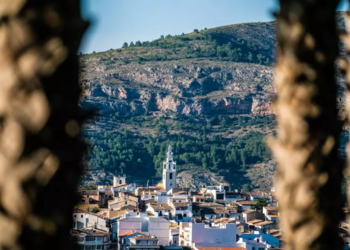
341;6;350;235
0;1;87;249
270;1;344;250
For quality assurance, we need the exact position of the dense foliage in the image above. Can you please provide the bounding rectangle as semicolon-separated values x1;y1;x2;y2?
251;197;270;212
84;114;274;181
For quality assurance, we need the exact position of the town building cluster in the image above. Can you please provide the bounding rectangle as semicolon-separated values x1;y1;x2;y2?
71;146;284;250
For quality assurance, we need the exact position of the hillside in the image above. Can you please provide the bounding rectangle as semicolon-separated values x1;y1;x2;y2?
79;15;346;191
82;21;276;65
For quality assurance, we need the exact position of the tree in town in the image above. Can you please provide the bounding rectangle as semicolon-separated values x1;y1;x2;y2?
251;197;269;212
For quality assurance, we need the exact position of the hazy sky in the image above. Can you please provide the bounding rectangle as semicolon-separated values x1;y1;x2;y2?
80;0;349;54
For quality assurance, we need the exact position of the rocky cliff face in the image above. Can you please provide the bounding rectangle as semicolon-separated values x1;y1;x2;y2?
80;59;276;117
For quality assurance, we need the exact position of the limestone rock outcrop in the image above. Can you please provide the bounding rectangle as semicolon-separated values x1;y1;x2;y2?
80;59;276;116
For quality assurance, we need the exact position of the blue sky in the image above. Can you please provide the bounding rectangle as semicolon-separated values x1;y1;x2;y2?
80;0;349;54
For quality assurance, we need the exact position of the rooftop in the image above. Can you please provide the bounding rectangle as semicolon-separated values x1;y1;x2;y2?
236;201;257;205
247;219;263;224
120;205;138;211
118;232;140;238
255;221;274;227
148;203;172;210
202;208;229;215
197;202;224;207
269;229;280;234
137;187;162;191
213;218;235;224
173;202;191;207
242;210;256;214
149;217;169;222
173;191;188;195
73;208;87;214
171;188;189;193
109;210;127;219
113;183;130;189
79;190;99;196
226;207;237;212
264;206;278;211
71;228;109;236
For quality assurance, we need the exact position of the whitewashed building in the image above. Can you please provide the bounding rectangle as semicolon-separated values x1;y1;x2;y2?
73;209;87;230
179;222;240;248
263;206;279;222
146;203;173;219
118;217;143;236
72;209;109;232
205;185;226;201
129;234;159;246
148;217;170;246
117;215;169;247
71;228;110;250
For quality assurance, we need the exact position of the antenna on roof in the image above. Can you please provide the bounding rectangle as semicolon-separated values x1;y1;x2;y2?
147;180;149;188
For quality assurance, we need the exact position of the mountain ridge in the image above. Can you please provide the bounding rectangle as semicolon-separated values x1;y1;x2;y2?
79;14;346;191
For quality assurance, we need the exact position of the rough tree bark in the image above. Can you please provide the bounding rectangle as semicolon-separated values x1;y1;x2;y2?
341;6;350;233
0;1;87;250
269;1;344;250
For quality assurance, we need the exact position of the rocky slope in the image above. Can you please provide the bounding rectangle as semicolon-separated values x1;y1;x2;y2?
80;59;275;117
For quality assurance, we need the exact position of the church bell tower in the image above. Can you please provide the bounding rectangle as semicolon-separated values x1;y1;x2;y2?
163;145;177;192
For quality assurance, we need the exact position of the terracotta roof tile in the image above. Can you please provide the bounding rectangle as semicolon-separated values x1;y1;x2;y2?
148;203;172;210
118;232;140;237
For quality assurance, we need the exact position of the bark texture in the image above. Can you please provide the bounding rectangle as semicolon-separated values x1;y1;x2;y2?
342;9;350;228
0;1;87;250
270;1;344;250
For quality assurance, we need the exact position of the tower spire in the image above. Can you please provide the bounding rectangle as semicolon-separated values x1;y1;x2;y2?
167;145;173;162
162;145;177;191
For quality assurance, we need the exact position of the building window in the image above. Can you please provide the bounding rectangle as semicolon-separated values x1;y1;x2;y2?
169;173;173;180
97;245;102;249
85;237;95;241
170;183;173;187
74;215;76;218
81;215;83;218
136;240;140;244
119;180;122;184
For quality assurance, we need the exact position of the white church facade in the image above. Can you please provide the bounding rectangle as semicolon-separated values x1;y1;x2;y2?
162;145;177;192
